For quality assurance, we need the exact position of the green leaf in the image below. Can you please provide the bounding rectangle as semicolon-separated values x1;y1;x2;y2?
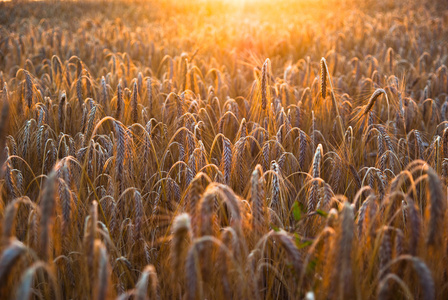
294;233;313;249
307;258;318;273
316;209;328;217
294;233;300;244
271;224;280;232
298;240;313;249
292;201;301;221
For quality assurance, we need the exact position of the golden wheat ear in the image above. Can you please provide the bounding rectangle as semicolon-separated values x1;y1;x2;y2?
261;58;270;110
321;59;327;100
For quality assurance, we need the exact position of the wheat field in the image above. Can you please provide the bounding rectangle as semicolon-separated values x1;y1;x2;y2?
0;0;447;299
